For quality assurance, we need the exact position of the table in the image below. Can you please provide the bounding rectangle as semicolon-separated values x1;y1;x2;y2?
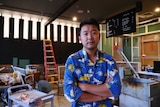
7;84;54;107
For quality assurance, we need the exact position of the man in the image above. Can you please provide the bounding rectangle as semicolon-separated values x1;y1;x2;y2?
64;18;121;107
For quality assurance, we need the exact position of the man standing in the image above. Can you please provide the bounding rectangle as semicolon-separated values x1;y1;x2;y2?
64;18;121;107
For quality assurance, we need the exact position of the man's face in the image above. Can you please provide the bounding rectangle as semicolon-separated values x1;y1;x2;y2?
79;24;100;50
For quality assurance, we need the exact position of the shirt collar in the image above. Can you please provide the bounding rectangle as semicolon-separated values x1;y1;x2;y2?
81;48;100;61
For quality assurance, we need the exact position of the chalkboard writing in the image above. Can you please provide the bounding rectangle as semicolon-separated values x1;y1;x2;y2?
106;8;136;37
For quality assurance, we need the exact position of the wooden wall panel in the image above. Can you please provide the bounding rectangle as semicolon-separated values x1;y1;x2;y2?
44;25;47;39
76;28;79;43
70;27;74;43
0;39;82;64
19;19;24;39
37;22;41;40
64;26;68;43
142;42;157;66
0;16;4;39
28;20;32;40
141;34;160;66
57;25;61;42
50;24;54;41
9;18;14;39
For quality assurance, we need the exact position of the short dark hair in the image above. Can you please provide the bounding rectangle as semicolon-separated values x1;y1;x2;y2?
79;18;100;35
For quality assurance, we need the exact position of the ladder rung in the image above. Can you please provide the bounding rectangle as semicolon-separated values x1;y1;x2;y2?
45;44;51;47
47;68;57;70
49;81;58;84
47;66;57;69
46;44;52;47
46;56;54;58
44;40;51;42
48;74;58;77
46;62;55;64
46;50;53;52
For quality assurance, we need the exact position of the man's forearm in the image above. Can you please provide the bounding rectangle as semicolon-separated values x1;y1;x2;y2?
77;91;107;102
78;83;112;97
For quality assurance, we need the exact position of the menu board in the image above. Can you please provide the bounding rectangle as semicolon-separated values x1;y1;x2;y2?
106;8;136;37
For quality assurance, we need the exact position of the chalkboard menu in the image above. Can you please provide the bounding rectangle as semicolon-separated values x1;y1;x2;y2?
106;8;136;37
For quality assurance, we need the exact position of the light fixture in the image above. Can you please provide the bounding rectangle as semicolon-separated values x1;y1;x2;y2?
77;10;83;14
154;7;160;12
87;10;90;13
72;17;77;21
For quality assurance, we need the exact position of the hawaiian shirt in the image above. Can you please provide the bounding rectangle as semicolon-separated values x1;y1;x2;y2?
64;49;121;107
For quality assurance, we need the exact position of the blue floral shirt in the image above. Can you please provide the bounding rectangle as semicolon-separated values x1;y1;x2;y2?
64;49;121;107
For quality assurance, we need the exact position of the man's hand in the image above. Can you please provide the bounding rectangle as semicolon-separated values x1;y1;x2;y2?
105;77;113;83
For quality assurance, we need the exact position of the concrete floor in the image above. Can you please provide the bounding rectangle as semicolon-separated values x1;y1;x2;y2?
47;89;71;107
44;95;71;107
46;89;118;107
34;87;71;107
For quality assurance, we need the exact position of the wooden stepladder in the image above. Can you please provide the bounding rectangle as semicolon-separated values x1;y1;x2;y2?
43;39;58;84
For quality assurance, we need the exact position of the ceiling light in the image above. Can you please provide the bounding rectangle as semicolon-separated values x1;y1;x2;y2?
154;7;160;12
72;17;77;21
77;10;83;14
87;10;90;13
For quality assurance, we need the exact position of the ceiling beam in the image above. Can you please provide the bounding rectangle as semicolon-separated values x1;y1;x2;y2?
45;0;79;26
